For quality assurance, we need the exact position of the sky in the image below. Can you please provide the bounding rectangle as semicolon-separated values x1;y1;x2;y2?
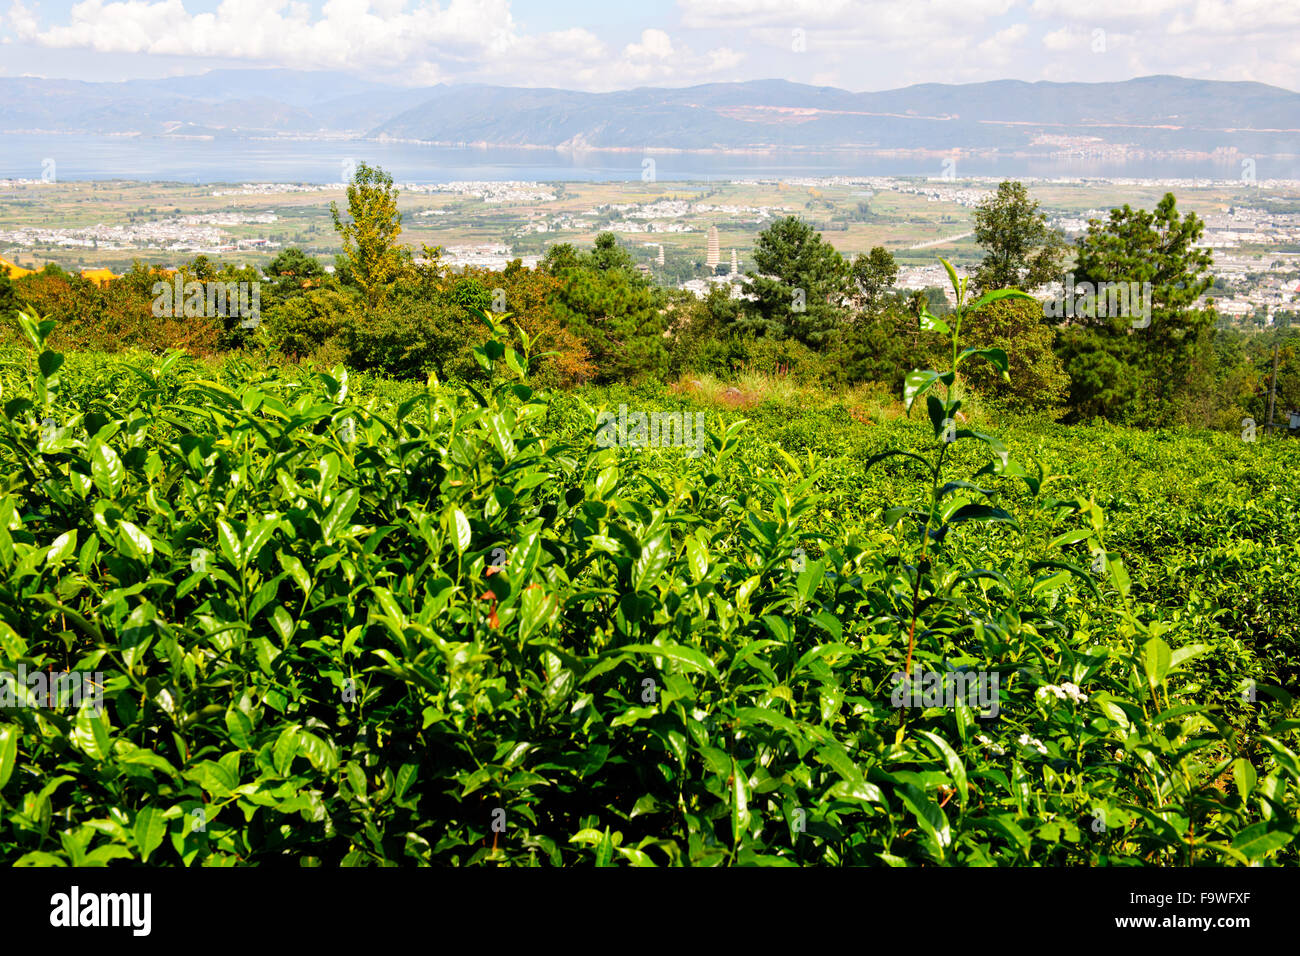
0;0;1297;92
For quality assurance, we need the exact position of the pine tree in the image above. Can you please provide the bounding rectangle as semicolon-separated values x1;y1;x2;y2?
1058;193;1216;425
743;216;850;348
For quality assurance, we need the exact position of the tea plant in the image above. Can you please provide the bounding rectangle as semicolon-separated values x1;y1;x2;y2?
0;281;1296;867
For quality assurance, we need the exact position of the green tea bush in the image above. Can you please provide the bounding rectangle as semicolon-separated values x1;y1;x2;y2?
0;288;1297;867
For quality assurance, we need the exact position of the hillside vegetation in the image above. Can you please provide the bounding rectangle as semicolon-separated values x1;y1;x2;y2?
1;278;1297;865
2;169;1298;867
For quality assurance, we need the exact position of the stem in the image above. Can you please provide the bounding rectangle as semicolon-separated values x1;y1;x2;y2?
903;442;949;677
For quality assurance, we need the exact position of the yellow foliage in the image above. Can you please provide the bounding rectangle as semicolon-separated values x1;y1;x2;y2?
0;254;35;279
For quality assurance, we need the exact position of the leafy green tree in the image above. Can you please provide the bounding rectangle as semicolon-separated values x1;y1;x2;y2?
962;295;1068;410
1241;327;1300;429
263;287;357;367
349;293;476;381
666;285;742;377
211;260;266;349
743;216;850;347
266;248;326;298
11;265;109;351
1202;327;1264;430
449;276;493;314
826;307;927;388
545;257;666;383
0;262;18;321
1054;341;1143;422
922;286;952;317
972;181;1068;293
531;233;667;381
540;242;580;274
185;255;218;281
330;162;411;308
850;246;898;310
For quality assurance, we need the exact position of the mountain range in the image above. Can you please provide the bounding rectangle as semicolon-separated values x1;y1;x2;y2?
2;71;1297;156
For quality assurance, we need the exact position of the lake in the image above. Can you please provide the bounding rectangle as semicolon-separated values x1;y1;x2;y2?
3;133;1295;184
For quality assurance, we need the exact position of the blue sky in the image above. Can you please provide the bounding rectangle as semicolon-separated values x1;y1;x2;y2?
1;1;1297;92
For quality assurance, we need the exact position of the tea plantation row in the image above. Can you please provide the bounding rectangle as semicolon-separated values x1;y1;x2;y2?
1;310;1298;865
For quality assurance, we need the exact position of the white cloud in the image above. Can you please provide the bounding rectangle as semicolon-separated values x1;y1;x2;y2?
3;0;745;88
625;28;674;60
672;0;1297;90
678;0;1015;31
1027;0;1184;20
7;1;39;37
1165;0;1300;34
978;22;1028;60
1041;26;1078;52
589;31;743;88
3;0;1297;91
21;0;522;65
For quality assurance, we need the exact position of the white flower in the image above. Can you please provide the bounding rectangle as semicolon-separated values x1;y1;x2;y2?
1017;733;1048;755
1037;682;1088;703
1061;682;1089;703
975;734;1006;756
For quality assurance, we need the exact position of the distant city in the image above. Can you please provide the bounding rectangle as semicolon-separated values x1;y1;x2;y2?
4;173;1295;326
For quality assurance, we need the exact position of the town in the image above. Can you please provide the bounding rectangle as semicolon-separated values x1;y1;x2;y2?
3;174;1297;326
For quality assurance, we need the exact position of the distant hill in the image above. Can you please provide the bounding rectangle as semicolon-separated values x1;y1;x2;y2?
2;72;1297;156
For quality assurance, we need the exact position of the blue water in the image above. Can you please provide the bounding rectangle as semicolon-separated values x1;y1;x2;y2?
3;133;1294;184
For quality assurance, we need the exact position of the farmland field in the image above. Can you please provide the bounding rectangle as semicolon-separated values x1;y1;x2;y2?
0;177;1279;276
1;308;1298;866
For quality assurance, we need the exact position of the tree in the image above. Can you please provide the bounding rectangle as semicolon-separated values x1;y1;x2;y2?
545;259;666;383
540;243;580;274
267;248;325;291
587;233;640;275
0;262;18;321
1203;327;1264;430
263;248;328;315
348;291;473;381
538;234;667;383
11;266;109;351
743;216;850;348
488;262;593;387
921;286;952;317
1241;327;1300;430
449;276;493;314
666;285;742;377
263;287;355;367
17;261;223;355
208;260;265;349
827;304;944;389
962;296;1068;410
1057;193;1216;425
972;181;1068;293
186;255;218;281
850;246;898;310
330;162;410;308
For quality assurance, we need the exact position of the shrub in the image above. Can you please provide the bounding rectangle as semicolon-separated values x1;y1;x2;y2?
961;295;1068;411
262;288;357;368
1;296;1297;867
